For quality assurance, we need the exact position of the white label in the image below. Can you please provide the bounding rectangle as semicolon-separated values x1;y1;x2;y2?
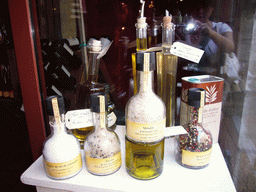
108;112;117;127
64;43;74;56
170;41;204;63
164;126;188;138
65;109;93;129
61;65;71;77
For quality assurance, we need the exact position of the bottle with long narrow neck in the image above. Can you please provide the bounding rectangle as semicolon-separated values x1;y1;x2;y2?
43;95;82;180
84;93;121;176
176;88;213;169
157;11;178;127
132;0;148;95
126;52;166;180
70;40;104;148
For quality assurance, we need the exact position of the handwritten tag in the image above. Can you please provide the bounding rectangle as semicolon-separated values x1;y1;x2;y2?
170;42;204;63
164;126;188;138
65;109;93;129
108;112;117;127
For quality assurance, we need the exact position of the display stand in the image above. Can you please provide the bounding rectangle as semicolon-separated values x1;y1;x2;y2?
21;126;236;192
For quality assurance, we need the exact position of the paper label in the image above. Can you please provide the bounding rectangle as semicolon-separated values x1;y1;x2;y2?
170;41;204;63
164;126;188;138
182;148;212;167
65;109;93;129
85;152;121;174
126;119;165;142
108;112;117;127
44;154;82;178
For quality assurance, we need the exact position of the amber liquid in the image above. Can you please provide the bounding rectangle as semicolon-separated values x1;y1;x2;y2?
166;72;176;127
125;136;164;180
136;38;147;52
72;75;104;148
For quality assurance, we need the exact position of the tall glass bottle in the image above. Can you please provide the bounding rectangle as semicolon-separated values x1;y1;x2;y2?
43;95;82;180
176;88;213;169
71;39;104;148
84;93;121;176
157;11;178;127
126;52;166;180
132;0;148;95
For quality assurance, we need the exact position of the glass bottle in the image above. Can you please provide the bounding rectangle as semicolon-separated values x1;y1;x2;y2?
70;39;104;148
132;0;148;95
84;93;121;176
157;11;178;127
125;52;166;180
43;95;82;180
176;88;213;169
103;83;117;131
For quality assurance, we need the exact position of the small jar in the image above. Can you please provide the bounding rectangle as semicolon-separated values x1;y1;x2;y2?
43;95;82;180
176;88;213;169
84;93;121;176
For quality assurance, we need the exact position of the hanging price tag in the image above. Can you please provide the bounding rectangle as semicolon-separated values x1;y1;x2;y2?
164;126;188;138
65;109;93;129
170;41;204;63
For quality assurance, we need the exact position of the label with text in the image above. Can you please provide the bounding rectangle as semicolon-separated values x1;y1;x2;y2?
44;154;82;178
126;119;165;142
170;41;204;63
85;152;121;174
182;148;212;167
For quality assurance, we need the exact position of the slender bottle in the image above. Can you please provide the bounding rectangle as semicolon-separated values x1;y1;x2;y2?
157;10;178;127
126;52;166;180
84;93;121;176
43;95;82;180
69;39;104;148
132;0;148;95
176;88;213;169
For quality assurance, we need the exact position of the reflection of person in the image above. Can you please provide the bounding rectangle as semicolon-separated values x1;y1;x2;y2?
186;0;235;72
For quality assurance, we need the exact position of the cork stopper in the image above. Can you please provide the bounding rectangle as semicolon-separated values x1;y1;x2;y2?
163;10;172;28
136;52;155;71
188;88;206;108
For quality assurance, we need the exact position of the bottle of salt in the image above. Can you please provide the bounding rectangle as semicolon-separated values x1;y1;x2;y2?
43;95;82;180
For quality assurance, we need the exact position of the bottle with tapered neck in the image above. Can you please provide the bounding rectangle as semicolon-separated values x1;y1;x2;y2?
126;52;166;180
43;95;82;180
157;10;178;127
69;40;104;149
176;88;213;169
132;0;148;95
84;93;121;175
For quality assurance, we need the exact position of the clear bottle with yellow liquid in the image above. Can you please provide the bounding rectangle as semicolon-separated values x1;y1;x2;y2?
66;40;104;148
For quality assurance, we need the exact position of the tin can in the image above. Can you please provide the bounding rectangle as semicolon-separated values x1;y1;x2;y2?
180;75;224;144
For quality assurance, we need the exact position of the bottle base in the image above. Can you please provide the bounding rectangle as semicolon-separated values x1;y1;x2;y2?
126;167;162;180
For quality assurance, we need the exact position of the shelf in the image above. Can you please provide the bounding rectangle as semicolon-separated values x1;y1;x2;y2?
21;126;236;192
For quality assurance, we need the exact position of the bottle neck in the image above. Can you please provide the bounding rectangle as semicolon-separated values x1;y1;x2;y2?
137;70;154;94
189;106;203;126
49;114;66;135
92;111;108;132
87;51;100;83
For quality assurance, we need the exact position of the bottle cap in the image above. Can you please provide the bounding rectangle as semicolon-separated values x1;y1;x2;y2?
90;93;108;113
45;95;65;115
188;88;206;108
136;52;155;71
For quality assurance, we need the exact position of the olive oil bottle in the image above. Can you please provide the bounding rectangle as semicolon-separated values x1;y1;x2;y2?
125;52;166;180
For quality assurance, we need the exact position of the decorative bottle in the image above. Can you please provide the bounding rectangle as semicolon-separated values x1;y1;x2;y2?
68;39;104;148
84;93;121;176
157;10;178;127
125;52;166;180
132;0;148;95
43;95;82;180
176;88;213;169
